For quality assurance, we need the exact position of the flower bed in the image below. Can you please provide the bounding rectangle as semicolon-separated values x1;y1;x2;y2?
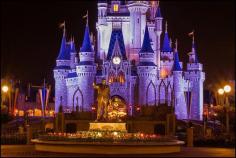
38;131;177;143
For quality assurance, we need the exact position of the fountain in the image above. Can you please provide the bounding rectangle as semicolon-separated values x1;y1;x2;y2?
32;80;184;154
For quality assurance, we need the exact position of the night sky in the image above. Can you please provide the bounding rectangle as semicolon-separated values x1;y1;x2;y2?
1;0;235;87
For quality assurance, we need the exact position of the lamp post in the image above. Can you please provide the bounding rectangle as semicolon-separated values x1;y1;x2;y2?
213;112;217;133
218;85;231;134
1;85;9;113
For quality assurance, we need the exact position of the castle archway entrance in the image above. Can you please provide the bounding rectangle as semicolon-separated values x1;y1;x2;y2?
72;87;84;112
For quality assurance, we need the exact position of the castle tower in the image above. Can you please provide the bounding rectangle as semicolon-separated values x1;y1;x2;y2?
76;18;96;111
69;37;78;69
137;25;158;106
185;33;205;120
149;1;158;21
54;23;70;113
172;40;187;119
96;0;108;60
127;1;149;64
154;1;162;73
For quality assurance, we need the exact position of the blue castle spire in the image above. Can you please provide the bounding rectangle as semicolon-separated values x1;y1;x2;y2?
140;25;154;53
162;21;172;52
155;1;162;18
57;27;70;60
173;39;182;71
80;22;93;52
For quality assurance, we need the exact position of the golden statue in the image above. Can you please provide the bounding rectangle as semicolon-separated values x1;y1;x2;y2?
93;79;110;121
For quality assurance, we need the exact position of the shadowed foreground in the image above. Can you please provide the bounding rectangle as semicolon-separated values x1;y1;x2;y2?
1;145;235;157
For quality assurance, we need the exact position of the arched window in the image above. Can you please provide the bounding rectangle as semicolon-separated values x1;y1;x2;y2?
113;4;119;12
118;71;125;83
108;71;115;83
108;71;125;84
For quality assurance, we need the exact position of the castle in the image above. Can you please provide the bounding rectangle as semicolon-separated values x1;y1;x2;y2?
53;1;205;120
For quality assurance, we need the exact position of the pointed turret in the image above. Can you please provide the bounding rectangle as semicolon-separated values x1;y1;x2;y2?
162;21;172;52
188;31;199;63
56;25;70;60
139;25;156;65
140;25;154;53
173;39;182;71
137;26;158;106
54;21;70;113
80;15;94;53
155;1;162;18
78;11;95;64
154;0;163;72
185;31;205;120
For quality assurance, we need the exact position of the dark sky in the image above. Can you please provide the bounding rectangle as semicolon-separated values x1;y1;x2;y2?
1;0;235;86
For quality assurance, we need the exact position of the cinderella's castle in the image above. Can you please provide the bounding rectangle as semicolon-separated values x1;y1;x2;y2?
53;1;205;120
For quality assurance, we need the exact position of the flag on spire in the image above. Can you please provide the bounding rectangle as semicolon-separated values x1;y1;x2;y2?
188;30;195;44
83;10;88;25
59;21;66;35
59;21;65;28
188;31;194;36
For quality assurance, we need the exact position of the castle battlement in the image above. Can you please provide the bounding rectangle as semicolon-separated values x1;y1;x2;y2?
187;63;203;71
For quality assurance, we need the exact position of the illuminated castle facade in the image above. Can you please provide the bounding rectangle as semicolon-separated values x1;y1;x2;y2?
54;1;205;120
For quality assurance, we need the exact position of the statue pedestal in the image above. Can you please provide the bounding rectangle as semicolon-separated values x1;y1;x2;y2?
89;122;127;132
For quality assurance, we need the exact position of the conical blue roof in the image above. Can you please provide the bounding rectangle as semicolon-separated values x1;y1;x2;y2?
155;6;162;18
80;25;93;52
162;32;172;52
140;26;154;53
57;34;70;60
173;51;182;71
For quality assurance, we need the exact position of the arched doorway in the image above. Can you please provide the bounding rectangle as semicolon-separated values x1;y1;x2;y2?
72;87;84;111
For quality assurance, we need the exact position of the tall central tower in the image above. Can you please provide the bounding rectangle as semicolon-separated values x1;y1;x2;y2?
127;1;149;64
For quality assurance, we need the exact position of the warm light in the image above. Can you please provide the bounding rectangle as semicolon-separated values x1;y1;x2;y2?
113;132;118;136
224;85;231;93
34;109;42;117
113;4;119;12
160;68;168;78
2;85;9;93
14;109;19;116
218;88;224;95
140;133;144;138
97;132;102;137
18;110;24;116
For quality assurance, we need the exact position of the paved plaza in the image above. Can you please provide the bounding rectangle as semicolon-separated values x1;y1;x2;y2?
1;145;235;157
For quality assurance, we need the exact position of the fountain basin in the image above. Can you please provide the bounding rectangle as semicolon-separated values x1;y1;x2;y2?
31;139;184;154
